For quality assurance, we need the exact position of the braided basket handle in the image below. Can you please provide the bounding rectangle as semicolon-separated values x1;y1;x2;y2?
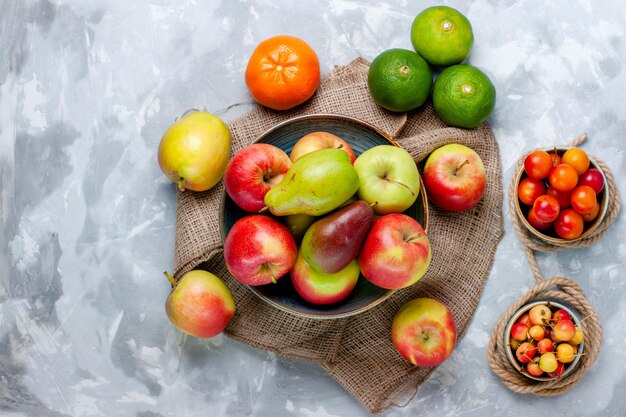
488;133;621;395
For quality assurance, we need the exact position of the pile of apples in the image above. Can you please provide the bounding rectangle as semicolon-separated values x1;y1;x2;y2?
509;303;584;378
518;147;605;240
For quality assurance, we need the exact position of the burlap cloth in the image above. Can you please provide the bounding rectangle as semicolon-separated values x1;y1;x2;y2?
173;57;504;413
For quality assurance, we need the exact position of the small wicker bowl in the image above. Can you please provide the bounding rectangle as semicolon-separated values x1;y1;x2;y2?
514;147;609;244
503;300;585;381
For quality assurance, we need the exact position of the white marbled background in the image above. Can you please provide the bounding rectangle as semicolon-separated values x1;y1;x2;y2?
1;0;625;416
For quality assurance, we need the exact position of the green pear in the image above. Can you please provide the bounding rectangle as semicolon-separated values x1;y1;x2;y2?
264;149;359;216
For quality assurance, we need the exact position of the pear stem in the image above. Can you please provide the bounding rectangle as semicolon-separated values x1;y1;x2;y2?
454;160;470;176
387;178;415;196
164;271;178;287
177;179;186;192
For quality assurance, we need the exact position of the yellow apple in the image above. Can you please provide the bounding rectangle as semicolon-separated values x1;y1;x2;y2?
158;111;231;191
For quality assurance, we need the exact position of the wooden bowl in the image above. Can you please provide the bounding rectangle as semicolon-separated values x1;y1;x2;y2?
503;300;584;381
219;114;429;319
514;147;609;244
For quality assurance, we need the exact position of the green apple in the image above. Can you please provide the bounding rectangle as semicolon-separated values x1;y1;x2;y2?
353;145;420;214
158;111;231;192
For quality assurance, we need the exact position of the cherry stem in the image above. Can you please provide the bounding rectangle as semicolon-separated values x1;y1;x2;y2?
164;271;178;287
177;179;186;192
580;312;595;324
454;160;470;176
387;178;415;196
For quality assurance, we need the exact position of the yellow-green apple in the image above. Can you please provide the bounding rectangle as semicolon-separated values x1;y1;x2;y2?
548;361;564;378
164;270;235;338
423;144;486;212
570;327;584;345
290;251;359;305
158;111;231;191
391;298;456;366
224;144;291;212
359;213;431;289
539;352;558;373
354;145;420;214
224;215;297;286
290;132;356;163
528;304;551;326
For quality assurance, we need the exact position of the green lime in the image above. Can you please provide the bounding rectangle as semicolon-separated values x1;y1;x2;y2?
367;49;433;112
432;64;496;129
411;6;473;67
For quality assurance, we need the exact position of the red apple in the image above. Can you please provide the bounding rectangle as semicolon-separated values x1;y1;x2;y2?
552;309;571;323
359;213;431;289
290;251;359;305
164;270;235;338
289;132;356;163
517;313;531;327
553;319;576;342
391;298;456;367
423;144;487;212
526;357;544;377
224;143;292;212
527;207;553;231
537;338;554;354
510;323;529;342
516;342;537;364
578;168;604;194
224;215;297;286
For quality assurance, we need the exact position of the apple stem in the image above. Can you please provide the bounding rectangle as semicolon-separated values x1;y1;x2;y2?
164;271;178;287
405;233;423;243
387;179;415;196
177;179;186;192
369;201;378;208
258;206;269;213
454;160;470;176
270;275;277;284
337;143;344;149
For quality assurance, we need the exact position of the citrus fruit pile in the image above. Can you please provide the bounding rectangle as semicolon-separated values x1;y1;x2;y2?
368;6;496;129
518;147;605;240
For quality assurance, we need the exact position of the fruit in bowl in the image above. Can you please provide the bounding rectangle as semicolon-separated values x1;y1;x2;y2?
219;115;429;319
504;300;585;381
515;147;608;242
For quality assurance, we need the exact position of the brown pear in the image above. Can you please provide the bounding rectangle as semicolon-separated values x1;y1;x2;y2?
301;200;374;274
